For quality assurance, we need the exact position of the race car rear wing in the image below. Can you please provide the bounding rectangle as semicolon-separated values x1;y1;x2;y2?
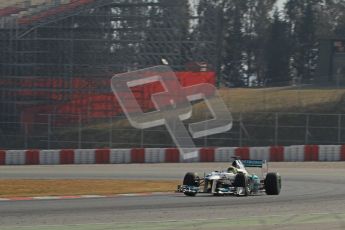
241;160;268;177
241;160;266;168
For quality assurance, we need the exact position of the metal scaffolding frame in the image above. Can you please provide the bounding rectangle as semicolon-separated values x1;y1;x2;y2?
0;0;221;130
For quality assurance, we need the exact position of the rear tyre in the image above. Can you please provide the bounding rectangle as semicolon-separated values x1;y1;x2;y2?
265;172;281;195
183;172;199;197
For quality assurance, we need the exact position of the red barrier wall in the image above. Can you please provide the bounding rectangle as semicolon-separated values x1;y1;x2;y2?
131;148;145;163
235;147;250;160
165;148;180;163
269;146;284;162
60;149;74;164
25;150;40;165
0;150;5;165
341;145;345;161
304;145;319;161
199;148;215;162
95;149;110;164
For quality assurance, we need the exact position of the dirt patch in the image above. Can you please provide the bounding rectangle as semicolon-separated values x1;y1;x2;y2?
0;180;179;198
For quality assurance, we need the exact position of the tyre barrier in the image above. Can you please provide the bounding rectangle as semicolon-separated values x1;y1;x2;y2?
60;149;74;164
40;150;60;165
0;150;6;165
269;146;284;162
95;149;110;164
215;147;236;162
200;148;215;162
5;150;26;165
145;148;165;163
165;148;180;163
0;145;345;165
110;149;131;164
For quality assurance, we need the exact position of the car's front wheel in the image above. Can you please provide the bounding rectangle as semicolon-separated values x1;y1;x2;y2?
183;172;199;197
234;173;249;196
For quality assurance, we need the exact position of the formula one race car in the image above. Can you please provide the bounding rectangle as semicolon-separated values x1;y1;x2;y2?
176;159;281;196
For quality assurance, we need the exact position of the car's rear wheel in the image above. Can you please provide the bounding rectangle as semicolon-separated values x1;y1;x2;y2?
265;172;281;195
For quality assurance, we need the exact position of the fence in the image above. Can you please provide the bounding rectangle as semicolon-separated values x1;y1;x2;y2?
1;112;345;150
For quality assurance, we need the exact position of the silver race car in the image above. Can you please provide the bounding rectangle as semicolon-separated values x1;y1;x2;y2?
177;159;281;196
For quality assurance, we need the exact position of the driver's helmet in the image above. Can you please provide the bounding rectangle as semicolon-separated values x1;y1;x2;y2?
227;166;238;174
232;160;240;169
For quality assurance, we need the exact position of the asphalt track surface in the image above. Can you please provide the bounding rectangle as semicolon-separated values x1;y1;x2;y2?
1;162;345;230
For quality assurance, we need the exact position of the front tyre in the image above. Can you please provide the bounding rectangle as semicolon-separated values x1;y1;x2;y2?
234;173;249;196
265;172;281;195
184;192;197;197
183;172;199;197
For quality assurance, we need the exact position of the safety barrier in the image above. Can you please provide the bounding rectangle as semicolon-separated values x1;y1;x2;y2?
95;149;110;164
304;145;319;161
180;148;200;163
74;149;95;164
0;145;345;165
199;148;215;162
5;150;26;165
284;145;305;162
318;145;340;161
131;148;145;163
215;147;236;162
0;150;6;165
40;150;60;165
145;148;165;163
235;147;250;160
165;148;180;163
60;149;74;164
269;146;284;162
110;149;131;164
25;150;40;165
249;147;270;161
341;146;345;161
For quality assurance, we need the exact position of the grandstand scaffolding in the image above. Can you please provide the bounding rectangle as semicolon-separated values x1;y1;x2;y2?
2;1;345;150
0;0;221;132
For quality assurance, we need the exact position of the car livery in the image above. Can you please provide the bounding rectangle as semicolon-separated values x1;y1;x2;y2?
177;159;281;196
